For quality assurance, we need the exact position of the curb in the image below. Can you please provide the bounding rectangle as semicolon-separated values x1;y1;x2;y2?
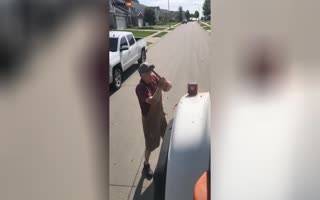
198;21;211;33
199;21;211;28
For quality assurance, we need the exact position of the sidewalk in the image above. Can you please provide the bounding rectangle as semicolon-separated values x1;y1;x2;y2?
124;29;161;32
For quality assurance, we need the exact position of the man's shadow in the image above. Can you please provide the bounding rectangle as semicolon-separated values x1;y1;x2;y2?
132;174;154;200
132;119;174;200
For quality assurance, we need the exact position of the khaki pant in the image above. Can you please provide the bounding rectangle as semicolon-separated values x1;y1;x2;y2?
142;100;167;152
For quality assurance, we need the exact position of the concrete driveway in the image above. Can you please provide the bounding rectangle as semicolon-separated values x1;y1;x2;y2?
110;21;211;200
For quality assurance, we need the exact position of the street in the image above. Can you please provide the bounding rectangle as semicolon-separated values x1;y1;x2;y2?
110;21;211;200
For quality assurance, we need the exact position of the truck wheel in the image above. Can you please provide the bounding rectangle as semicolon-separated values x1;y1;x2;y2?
138;49;146;64
112;67;122;90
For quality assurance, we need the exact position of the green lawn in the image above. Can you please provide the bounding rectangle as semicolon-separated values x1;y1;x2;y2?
204;20;211;25
169;27;175;31
170;22;180;26
153;31;168;38
118;30;157;38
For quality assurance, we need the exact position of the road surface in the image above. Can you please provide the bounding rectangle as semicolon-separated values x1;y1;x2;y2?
110;21;211;200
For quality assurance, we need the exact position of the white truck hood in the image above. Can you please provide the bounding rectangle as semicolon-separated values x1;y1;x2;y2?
165;92;211;200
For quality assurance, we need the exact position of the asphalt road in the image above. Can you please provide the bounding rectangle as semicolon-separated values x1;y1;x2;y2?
109;21;211;200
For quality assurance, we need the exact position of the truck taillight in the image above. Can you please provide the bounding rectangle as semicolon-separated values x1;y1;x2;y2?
188;82;198;96
194;171;210;200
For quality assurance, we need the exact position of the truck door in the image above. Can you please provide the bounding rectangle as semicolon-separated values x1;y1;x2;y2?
126;34;139;64
119;36;130;70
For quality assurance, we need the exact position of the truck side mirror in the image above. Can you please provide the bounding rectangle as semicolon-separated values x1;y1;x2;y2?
120;45;129;52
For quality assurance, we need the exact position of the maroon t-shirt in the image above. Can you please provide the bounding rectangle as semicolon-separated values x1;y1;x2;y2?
136;75;159;116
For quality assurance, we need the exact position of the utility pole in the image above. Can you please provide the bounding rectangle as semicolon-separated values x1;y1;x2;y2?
168;0;170;29
198;4;200;21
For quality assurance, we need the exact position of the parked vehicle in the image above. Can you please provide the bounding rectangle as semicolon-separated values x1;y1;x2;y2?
182;19;188;24
153;82;310;200
109;31;147;89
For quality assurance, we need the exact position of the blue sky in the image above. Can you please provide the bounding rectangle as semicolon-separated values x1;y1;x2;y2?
139;0;204;18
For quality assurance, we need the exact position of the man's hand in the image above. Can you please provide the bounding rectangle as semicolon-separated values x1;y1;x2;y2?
159;77;172;92
158;77;167;89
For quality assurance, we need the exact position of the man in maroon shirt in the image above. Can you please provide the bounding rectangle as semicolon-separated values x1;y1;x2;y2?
136;62;172;180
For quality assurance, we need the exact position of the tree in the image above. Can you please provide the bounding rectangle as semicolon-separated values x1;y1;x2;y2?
178;6;183;21
185;10;191;21
202;0;211;19
190;13;194;20
144;8;156;25
194;10;200;20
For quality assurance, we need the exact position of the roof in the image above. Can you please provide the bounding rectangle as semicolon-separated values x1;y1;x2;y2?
109;31;132;38
114;0;147;16
149;6;160;10
131;1;147;15
160;9;170;13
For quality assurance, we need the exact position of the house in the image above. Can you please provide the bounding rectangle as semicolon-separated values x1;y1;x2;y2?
170;11;182;21
160;9;170;17
110;0;147;28
130;1;148;27
109;0;130;30
149;6;161;22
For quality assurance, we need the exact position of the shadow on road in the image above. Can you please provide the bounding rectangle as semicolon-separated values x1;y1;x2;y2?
132;120;174;200
132;174;154;200
109;63;140;97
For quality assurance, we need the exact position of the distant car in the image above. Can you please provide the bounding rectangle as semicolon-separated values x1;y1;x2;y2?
182;20;187;24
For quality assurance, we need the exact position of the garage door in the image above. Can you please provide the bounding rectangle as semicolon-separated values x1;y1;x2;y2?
115;16;127;30
138;18;143;27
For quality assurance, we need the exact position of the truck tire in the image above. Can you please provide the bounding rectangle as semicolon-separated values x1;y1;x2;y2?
138;49;146;64
112;67;122;90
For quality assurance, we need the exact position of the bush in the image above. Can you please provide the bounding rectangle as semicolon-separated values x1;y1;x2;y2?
144;8;156;25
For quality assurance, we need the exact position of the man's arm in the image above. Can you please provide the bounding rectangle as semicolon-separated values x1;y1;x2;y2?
144;77;171;104
145;85;162;104
162;80;172;92
157;77;172;92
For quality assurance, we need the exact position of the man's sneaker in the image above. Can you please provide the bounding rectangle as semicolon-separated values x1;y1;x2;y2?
143;163;153;180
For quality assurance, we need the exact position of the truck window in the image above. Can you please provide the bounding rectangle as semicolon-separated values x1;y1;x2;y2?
109;38;118;52
120;37;128;48
127;34;136;46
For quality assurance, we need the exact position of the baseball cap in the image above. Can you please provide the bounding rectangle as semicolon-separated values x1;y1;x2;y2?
138;62;155;74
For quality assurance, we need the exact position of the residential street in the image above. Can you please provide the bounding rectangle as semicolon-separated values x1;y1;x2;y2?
110;21;211;200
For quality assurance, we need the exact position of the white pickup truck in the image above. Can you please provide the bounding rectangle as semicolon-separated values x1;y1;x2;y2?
109;31;147;89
